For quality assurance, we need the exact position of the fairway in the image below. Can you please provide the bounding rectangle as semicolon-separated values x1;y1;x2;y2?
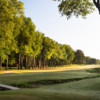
0;65;100;100
0;0;100;100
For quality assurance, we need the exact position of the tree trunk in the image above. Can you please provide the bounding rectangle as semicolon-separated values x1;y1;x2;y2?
20;54;23;69
42;59;46;68
25;55;28;69
45;60;48;67
32;57;36;69
5;58;8;70
39;59;42;69
34;57;36;68
27;56;30;69
93;0;100;14
0;57;2;70
18;53;21;69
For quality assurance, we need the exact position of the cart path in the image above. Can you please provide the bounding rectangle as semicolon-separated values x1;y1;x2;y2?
0;84;19;90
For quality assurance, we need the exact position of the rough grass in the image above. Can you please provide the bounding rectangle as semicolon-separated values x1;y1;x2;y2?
87;68;100;73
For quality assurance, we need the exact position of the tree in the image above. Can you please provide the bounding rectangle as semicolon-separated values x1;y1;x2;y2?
85;56;92;64
85;56;98;64
64;45;75;64
59;44;68;65
38;37;56;68
73;49;85;64
53;0;96;19
28;31;43;69
93;0;100;14
0;0;24;70
49;44;75;66
48;43;61;66
17;17;36;69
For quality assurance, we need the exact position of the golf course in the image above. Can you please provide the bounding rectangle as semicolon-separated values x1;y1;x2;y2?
0;65;100;100
0;0;100;100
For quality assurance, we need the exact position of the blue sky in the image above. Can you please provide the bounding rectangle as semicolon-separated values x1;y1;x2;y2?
20;0;100;59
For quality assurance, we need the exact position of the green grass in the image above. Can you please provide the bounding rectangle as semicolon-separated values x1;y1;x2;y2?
0;70;98;84
0;68;100;100
87;68;100;73
0;91;97;100
33;77;100;97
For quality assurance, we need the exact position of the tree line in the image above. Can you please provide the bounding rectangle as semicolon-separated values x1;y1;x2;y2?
0;0;99;70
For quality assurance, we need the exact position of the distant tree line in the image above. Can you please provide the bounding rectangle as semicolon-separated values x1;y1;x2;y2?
0;0;99;70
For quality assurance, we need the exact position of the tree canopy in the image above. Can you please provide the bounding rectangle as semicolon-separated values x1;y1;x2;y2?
53;0;98;19
73;50;85;64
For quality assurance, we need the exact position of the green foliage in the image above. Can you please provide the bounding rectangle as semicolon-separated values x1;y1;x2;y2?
53;0;95;19
31;31;43;57
64;45;75;64
85;56;98;64
18;17;36;55
0;0;99;70
0;0;24;69
42;37;56;60
73;50;85;64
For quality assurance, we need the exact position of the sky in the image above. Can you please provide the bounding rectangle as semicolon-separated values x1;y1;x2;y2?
20;0;100;59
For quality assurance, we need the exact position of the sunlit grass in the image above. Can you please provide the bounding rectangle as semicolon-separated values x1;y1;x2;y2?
0;67;99;85
0;65;100;74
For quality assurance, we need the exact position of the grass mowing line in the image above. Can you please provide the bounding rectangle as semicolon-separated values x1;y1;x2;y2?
12;75;100;88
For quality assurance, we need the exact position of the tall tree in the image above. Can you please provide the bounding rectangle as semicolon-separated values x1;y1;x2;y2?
38;37;56;68
0;0;24;70
49;43;62;66
64;45;75;64
59;44;68;65
17;17;36;69
85;56;98;64
73;49;85;64
31;31;43;69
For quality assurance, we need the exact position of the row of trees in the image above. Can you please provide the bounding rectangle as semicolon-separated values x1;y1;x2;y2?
0;0;99;70
74;50;100;64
